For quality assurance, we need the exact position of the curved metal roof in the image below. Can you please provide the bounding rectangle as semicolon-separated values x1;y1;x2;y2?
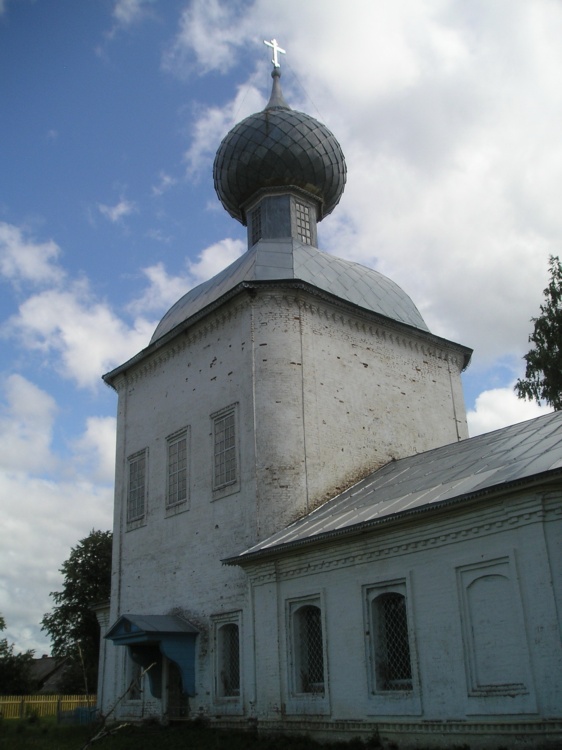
150;239;429;344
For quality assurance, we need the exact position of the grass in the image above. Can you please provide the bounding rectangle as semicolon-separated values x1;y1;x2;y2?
0;716;381;750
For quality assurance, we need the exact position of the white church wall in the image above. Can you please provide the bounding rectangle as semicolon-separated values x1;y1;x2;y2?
246;488;562;729
252;289;469;534
105;296;258;718
101;282;470;720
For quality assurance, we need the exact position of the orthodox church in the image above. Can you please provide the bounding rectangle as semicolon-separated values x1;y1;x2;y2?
96;50;562;749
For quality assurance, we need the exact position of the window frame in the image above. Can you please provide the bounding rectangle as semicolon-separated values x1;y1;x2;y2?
364;580;414;696
126;448;148;526
456;556;531;698
295;201;312;245
124;650;143;702
211;403;240;499
166;427;190;513
287;596;327;698
212;611;243;705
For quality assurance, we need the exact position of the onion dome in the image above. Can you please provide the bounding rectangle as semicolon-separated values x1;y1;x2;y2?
213;68;346;224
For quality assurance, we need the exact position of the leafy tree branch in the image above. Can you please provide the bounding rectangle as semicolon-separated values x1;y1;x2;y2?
515;255;562;410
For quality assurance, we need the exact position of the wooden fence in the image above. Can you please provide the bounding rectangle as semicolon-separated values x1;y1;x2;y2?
0;694;96;720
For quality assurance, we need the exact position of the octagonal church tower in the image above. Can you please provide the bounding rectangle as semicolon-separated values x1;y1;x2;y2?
98;61;471;721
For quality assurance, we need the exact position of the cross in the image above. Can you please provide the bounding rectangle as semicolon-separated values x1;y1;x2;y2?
264;38;286;68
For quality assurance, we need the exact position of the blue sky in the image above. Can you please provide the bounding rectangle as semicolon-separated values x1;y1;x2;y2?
1;0;558;654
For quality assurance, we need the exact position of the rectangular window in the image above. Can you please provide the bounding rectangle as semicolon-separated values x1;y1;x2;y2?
167;430;188;508
217;623;240;697
127;450;147;522
290;598;325;695
295;202;312;245
125;651;142;701
212;405;238;492
366;582;413;693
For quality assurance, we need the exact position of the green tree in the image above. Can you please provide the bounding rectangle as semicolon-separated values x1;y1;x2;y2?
42;530;112;694
515;255;562;410
0;615;34;694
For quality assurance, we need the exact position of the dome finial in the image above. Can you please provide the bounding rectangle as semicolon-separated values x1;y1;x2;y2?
263;38;289;110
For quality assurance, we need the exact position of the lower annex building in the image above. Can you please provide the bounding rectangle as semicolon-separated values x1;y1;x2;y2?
96;60;562;749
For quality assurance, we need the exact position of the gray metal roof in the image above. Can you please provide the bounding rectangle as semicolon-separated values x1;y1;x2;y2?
150;239;429;343
230;410;562;563
106;614;198;638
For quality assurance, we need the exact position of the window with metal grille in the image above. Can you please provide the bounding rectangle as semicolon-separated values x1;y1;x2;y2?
213;408;237;489
251;206;262;246
126;652;142;700
167;431;188;507
217;623;240;697
294;604;324;693
373;592;412;691
127;450;146;522
295;202;312;245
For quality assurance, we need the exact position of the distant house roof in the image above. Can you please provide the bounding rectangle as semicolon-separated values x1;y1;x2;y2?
227;409;561;564
29;655;70;694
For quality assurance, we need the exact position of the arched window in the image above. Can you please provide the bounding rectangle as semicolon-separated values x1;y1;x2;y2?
373;592;412;691
293;604;325;694
217;622;240;697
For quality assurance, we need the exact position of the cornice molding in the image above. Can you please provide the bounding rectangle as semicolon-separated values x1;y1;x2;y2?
111;298;249;392
245;493;552;585
112;284;468;391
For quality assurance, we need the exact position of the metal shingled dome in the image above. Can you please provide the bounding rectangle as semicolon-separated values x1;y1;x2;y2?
213;71;346;223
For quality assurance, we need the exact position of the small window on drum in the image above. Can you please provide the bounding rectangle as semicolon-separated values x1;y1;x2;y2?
251;206;262;246
295;202;312;245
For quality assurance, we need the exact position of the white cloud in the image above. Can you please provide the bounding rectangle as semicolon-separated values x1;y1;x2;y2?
151;171;177;197
467;386;553;437
184;82;264;176
6;281;153;389
163;0;255;76
128;238;245;316
0;375;58;474
128;262;189;315
0;375;114;653
0;222;65;287
187;237;245;284
112;0;154;27
73;416;117;483
98;199;137;223
0;471;113;653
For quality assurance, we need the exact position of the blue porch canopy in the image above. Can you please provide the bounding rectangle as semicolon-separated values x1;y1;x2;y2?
105;614;199;697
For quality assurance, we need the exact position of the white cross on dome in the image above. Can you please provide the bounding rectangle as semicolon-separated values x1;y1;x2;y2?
264;38;286;68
